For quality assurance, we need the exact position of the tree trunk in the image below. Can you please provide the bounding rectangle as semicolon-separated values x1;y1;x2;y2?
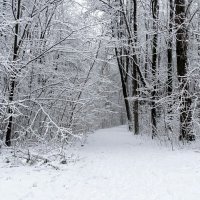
115;48;132;126
175;0;193;140
5;0;21;146
112;5;132;128
151;0;159;138
132;0;139;135
167;0;174;132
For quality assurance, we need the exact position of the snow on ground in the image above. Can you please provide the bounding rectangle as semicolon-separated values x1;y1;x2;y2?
1;126;200;200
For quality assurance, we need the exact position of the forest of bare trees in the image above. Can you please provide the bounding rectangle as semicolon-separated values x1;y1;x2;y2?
90;0;200;142
0;0;125;152
1;0;200;152
1;1;200;199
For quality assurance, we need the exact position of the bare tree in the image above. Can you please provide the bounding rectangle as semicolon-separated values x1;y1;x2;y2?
175;0;193;140
151;0;159;138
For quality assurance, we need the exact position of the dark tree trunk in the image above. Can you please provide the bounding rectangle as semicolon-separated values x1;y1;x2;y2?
175;0;193;140
115;48;132;125
145;34;149;79
167;0;174;132
168;0;173;97
132;0;139;135
151;0;159;138
5;0;21;146
112;4;132;129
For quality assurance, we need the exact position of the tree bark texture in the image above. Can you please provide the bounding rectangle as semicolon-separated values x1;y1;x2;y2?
175;0;193;140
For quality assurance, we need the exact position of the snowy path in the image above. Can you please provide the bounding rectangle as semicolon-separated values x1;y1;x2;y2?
1;126;200;200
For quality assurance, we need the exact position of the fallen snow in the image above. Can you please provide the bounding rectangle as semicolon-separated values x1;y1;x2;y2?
1;126;200;200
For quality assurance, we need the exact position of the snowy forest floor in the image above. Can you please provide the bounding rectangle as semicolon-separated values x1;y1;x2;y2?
1;126;200;200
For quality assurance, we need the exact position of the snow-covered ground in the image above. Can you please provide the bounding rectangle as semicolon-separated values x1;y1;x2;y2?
1;126;200;200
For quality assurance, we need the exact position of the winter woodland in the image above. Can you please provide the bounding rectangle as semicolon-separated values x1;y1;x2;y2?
1;1;200;199
1;0;200;155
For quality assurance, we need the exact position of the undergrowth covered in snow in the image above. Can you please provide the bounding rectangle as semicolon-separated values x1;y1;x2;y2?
0;126;200;200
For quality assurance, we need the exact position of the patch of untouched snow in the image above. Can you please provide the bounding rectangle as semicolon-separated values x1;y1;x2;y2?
1;126;200;200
